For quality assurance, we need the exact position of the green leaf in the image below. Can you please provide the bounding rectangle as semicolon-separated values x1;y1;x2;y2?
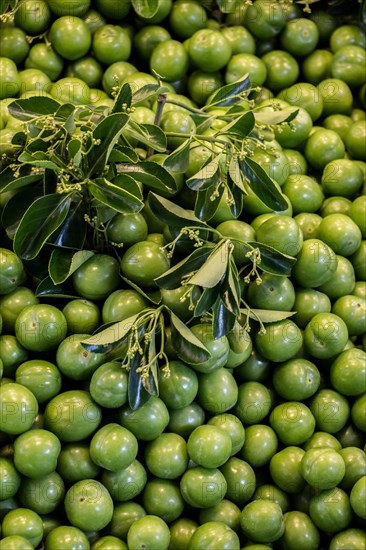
212;298;237;339
189;241;230;288
86;113;129;177
0;166;41;194
131;0;159;18
88;176;143;213
163;139;191;173
112;83;133;112
194;286;219;317
194;185;223;222
118;162;176;195
170;311;211;364
125;120;167;152
35;275;80;299
67;139;82;167
240;157;288;211
250;242;297;277
228;157;245;192
241;308;296;323
1;186;43;240
155;246;213;290
148;192;208;229
17;150;60;171
8;97;61;121
132;84;169;105
81;313;140;352
14;193;74;260
49;249;94;285
186;155;221;191
47;197;86;249
128;351;152;410
205;74;251;108
220;111;255;137
220;263;241;315
108;146;139;163
254;107;299;126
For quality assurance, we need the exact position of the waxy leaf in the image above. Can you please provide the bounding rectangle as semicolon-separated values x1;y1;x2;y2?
240;157;288;211
8;97;61;121
128;351;153;410
148;192;208;229
212;297;237;339
109;146;139;163
49;249;94;285
241;308;296;323
194;286;219;317
205;74;250;108
155;246;213;290
14;192;74;260
194;185;224;221
220;111;255;137
119;162;176;194
186;155;221;191
125;120;167;152
112;82;133;112
132;83;169;105
163;138;191;173
249;242;297;276
189;241;231;288
170;311;211;364
35;275;79;299
0;165;41;194
1;186;43;240
88;176;143;213
47;196;86;249
254;107;299;126
86;113;129;177
81;313;140;353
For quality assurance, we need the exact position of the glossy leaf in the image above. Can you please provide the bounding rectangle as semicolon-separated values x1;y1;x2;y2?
132;84;169;105
119;162;176;194
35;275;80;299
8;97;61;121
88;177;143;213
205;74;250;108
124;120;167;152
155;246;213;290
120;274;162;305
163;138;191;173
194;185;224;221
240;157;288;211
1;186;43;240
241;308;296;323
213;297;237;339
47;196;86;249
14;192;74;260
186;155;220;191
86;113;129;177
254;107;299;125
49;249;94;285
112;82;133;112
249;242;297;276
228;157;245;192
194;286;219;317
189;241;230;288
0;165;41;194
17;150;60;171
128;351;152;410
170;311;211;364
148;192;208;229
67;139;82;167
220;111;255;137
81;313;140;352
109;146;139;163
